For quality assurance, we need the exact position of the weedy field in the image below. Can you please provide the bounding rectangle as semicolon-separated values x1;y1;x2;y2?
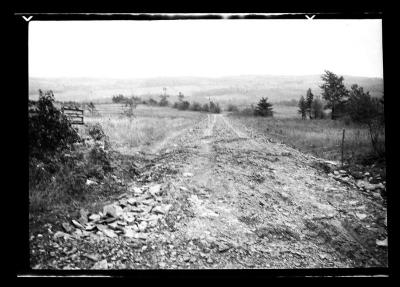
229;105;385;164
84;105;206;154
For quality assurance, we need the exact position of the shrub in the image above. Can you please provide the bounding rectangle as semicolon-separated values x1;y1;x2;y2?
209;101;221;113
159;95;169;107
112;94;126;104
236;105;255;116
148;98;158;106
177;101;190;110
202;103;210;112
88;144;112;173
29;90;80;160
190;102;202;111
87;123;106;140
227;104;239;112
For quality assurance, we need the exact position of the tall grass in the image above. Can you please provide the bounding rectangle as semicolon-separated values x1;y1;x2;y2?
85;106;204;153
230;116;382;162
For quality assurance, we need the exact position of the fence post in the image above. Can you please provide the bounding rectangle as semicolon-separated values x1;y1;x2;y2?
341;129;345;167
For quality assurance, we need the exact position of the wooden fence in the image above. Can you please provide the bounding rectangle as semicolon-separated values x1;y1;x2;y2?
62;106;84;125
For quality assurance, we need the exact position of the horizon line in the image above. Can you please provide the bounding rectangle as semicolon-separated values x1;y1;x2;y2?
29;73;384;80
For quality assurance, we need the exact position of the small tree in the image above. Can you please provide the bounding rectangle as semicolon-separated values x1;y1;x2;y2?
320;70;349;120
112;94;126;104
202;103;210;112
87;102;97;115
298;96;307;120
305;88;314;119
178;92;184;102
159;94;169;107
347;84;384;156
123;96;139;118
209;101;221;114
311;96;324;119
254;97;273;117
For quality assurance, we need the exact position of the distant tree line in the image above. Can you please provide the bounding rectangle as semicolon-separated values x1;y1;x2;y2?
227;97;274;118
171;93;221;113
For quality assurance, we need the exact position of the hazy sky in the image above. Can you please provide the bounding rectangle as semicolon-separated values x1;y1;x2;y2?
29;19;383;79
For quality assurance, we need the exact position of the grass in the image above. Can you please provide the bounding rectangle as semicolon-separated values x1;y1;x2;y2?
85;105;205;154
230;105;385;163
29;104;205;228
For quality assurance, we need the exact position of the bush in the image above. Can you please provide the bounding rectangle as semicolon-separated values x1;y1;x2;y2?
29;90;80;160
112;94;126;104
159;95;169;107
190;102;202;111
87;123;106;140
202;103;210;112
177;101;190;110
88;144;112;174
227;104;239;112
148;98;158;106
209;101;221;113
235;105;255;116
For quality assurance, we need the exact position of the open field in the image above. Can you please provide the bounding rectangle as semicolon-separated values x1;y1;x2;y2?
85;105;206;154
227;104;384;164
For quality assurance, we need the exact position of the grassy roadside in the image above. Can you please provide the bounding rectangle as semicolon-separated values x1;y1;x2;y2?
29;106;205;235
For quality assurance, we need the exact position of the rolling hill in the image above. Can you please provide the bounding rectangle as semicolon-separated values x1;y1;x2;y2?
29;74;383;105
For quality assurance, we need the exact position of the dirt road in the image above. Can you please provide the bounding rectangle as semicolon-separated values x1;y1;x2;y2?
144;113;387;268
31;113;388;269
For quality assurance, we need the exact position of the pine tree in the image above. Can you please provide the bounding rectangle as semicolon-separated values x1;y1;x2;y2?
305;88;314;119
298;96;307;120
319;70;349;120
254;97;273;117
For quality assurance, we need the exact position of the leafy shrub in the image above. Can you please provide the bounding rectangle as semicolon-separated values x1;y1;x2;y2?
87;123;106;140
87;144;112;175
29;90;80;160
54;164;87;197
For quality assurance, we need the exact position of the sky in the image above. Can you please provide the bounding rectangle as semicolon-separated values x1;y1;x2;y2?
29;19;383;79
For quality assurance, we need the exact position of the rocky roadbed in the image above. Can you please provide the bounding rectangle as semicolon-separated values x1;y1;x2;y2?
30;114;388;269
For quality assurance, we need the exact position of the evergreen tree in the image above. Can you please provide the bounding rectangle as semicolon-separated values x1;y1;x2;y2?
254;97;273;117
305;88;314;119
319;70;349;120
298;95;307;120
